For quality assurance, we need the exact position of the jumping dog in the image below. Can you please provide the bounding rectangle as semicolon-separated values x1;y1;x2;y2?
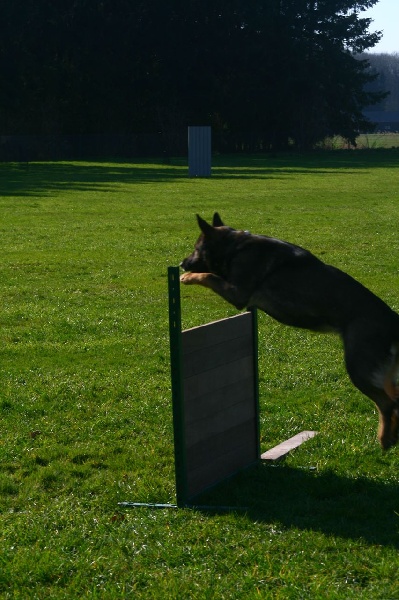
180;213;399;449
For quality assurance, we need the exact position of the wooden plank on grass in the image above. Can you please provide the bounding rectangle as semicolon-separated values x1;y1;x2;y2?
261;430;317;461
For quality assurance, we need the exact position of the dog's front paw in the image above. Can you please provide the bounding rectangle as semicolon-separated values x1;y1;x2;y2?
180;272;197;285
180;272;208;285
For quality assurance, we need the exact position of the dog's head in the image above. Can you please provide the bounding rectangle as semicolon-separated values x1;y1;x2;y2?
180;212;232;275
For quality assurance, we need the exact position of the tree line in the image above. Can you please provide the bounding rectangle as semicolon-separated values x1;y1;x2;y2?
364;53;399;112
0;1;388;150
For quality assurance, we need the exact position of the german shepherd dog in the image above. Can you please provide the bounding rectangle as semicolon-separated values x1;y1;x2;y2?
180;213;399;450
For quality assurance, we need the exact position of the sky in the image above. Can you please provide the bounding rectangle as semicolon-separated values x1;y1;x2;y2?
363;0;399;54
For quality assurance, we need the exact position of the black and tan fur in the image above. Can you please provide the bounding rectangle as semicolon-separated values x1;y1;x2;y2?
180;213;399;450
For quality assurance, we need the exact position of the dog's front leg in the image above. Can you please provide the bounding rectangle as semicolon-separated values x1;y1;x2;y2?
180;272;249;310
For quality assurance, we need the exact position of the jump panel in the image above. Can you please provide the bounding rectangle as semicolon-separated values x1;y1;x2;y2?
181;312;259;500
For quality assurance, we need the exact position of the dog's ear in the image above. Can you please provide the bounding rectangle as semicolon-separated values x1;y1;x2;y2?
196;214;216;237
212;212;224;227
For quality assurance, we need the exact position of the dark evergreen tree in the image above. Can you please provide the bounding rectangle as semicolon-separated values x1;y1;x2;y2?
0;0;387;149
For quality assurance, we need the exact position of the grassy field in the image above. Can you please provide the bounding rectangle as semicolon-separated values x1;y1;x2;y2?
1;151;399;598
322;132;399;150
356;133;399;149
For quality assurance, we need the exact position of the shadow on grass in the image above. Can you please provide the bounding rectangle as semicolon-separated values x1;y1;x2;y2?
1;150;398;197
194;463;399;548
0;161;189;197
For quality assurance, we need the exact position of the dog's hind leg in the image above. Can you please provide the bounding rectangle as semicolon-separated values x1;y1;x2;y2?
372;391;399;450
373;350;399;448
346;376;399;450
343;330;399;449
380;367;399;448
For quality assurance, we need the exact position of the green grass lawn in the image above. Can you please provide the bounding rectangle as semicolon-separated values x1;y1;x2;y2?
324;132;399;150
356;132;399;149
1;151;399;598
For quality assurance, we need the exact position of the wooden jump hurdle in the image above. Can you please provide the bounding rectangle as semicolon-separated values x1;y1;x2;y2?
168;267;260;507
119;266;316;510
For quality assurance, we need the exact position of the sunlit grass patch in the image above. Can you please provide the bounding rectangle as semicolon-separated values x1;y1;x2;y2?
1;152;399;598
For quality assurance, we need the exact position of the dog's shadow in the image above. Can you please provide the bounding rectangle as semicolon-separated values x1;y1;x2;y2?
192;462;399;548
